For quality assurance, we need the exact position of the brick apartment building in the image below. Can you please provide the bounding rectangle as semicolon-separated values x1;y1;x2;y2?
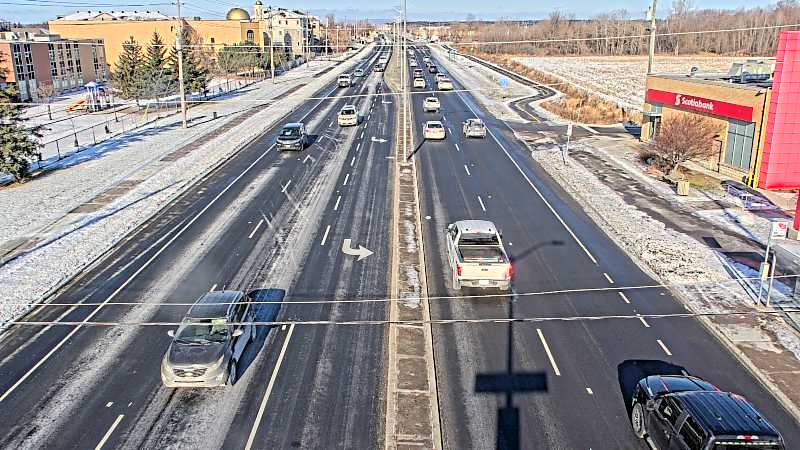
0;29;108;101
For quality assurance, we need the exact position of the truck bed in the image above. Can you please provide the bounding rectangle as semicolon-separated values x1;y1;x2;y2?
458;246;506;263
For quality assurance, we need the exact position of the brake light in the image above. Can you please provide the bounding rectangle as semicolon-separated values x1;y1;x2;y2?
507;265;513;279
456;264;462;276
737;435;759;441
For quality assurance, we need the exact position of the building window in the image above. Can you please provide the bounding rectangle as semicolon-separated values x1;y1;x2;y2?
725;119;755;171
210;37;215;44
246;29;254;42
49;43;58;76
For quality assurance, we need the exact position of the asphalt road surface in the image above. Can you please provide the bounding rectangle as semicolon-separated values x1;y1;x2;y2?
0;46;393;449
410;46;800;449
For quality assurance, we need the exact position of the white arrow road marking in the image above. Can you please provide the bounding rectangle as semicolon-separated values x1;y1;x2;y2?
280;180;292;193
371;137;387;143
341;238;374;261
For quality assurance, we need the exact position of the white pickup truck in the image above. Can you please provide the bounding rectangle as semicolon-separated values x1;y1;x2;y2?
445;220;511;290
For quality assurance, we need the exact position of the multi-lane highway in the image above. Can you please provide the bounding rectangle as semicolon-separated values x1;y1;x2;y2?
0;46;393;449
409;46;800;448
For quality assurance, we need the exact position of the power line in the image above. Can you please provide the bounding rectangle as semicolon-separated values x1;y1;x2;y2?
2;273;797;308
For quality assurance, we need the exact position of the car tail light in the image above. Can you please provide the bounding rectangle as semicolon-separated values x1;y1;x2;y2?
507;265;513;279
456;264;462;276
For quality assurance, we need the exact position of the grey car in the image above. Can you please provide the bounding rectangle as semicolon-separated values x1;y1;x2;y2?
276;122;307;151
161;290;256;388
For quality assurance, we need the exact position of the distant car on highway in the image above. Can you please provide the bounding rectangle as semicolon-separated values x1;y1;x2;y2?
354;68;365;77
410;60;418;67
423;120;446;140
435;73;447;82
338;104;359;126
437;78;454;91
428;65;438;73
276;122;307;151
161;291;256;387
462;118;486;138
337;74;352;87
413;69;424;78
423;97;440;113
423;56;431;63
413;77;426;89
445;220;511;290
630;374;785;450
374;63;385;72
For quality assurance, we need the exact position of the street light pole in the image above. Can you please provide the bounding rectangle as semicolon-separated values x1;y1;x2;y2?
402;0;407;158
175;0;187;128
647;0;658;75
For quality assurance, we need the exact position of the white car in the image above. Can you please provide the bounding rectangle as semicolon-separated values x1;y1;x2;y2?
445;220;511;290
337;74;351;87
354;68;365;77
338;104;358;126
413;77;426;88
423;121;446;140
435;73;447;82
437;78;454;91
410;60;418;67
423;97;440;113
462;118;487;138
423;56;431;63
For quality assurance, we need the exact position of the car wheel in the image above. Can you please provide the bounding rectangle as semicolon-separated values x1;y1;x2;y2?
630;402;646;438
228;360;238;386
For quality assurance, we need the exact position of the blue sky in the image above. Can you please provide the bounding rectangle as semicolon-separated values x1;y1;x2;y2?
1;0;784;25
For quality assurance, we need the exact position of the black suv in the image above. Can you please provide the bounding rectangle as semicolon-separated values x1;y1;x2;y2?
275;122;307;151
631;375;785;450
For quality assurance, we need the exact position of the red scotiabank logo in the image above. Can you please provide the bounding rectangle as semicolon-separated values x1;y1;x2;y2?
646;89;752;121
674;94;681;106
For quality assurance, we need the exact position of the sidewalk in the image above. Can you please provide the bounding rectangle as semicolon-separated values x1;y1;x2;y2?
0;47;368;325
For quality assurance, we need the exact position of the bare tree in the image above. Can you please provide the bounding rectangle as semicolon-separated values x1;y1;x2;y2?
645;115;722;175
36;82;56;120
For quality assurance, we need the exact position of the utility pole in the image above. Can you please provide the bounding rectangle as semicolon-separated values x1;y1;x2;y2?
402;0;407;158
175;0;187;128
324;16;329;59
647;0;657;74
269;12;275;83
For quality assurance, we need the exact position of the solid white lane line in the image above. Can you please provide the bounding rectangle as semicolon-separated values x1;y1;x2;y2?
637;314;651;328
454;90;599;266
603;272;614;284
657;339;673;356
477;195;486;212
580;124;599;134
537;329;561;376
334;195;342;211
320;225;331;246
248;219;264;239
209;284;217;292
454;143;460;152
280;180;292;193
618;292;631;304
586;387;594;395
343;173;350;186
350;156;356;167
245;324;295;450
94;414;124;450
464;165;471;176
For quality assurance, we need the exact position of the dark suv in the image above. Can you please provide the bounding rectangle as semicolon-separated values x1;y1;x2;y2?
276;122;307;151
631;375;785;450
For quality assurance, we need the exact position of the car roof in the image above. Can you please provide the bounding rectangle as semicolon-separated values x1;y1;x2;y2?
425;97;439;101
186;290;243;319
283;122;303;129
673;391;782;438
425;120;443;126
646;375;718;395
454;220;497;234
466;118;483;124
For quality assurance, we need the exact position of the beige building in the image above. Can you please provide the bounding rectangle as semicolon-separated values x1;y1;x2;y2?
48;4;323;68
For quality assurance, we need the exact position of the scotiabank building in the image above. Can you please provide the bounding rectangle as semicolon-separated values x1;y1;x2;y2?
642;31;800;193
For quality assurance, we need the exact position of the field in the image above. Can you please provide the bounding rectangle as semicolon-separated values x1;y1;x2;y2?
514;55;755;109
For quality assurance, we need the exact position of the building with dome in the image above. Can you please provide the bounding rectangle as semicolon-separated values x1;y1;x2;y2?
48;3;322;67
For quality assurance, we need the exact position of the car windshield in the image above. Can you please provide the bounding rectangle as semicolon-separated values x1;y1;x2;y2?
341;108;356;115
175;318;229;344
280;127;301;138
427;123;443;129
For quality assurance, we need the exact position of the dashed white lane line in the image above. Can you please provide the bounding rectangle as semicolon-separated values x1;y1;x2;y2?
209;283;217;292
328;120;334;127
350;156;356;167
586;387;594;395
618;292;631;304
603;272;614;284
464;165;471;176
334;195;342;211
657;339;673;356
320;225;331;246
477;195;486;212
245;323;295;450
537;329;561;376
105;402;113;408
343;173;350;186
367;114;371;121
359;131;364;139
454;143;460;152
447;127;452;134
280;180;292;193
637;314;651;328
442;114;447;121
248;219;264;239
94;414;124;450
356;143;361;151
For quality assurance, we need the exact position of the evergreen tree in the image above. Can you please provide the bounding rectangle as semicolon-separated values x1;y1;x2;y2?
0;63;41;181
167;29;209;95
142;31;172;97
112;36;144;100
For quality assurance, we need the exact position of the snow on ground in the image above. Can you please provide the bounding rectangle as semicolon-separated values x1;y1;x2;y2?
514;55;751;110
0;47;368;325
430;45;537;123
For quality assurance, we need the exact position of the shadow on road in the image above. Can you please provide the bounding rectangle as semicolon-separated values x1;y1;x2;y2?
474;293;548;450
617;359;688;416
235;288;286;379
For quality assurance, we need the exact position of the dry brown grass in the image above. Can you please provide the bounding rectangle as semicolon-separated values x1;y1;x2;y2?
458;47;642;125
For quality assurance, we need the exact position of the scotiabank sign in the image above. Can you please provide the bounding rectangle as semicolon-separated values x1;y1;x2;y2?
646;89;753;122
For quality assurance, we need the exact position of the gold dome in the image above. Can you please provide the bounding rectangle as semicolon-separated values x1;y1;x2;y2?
226;7;251;20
